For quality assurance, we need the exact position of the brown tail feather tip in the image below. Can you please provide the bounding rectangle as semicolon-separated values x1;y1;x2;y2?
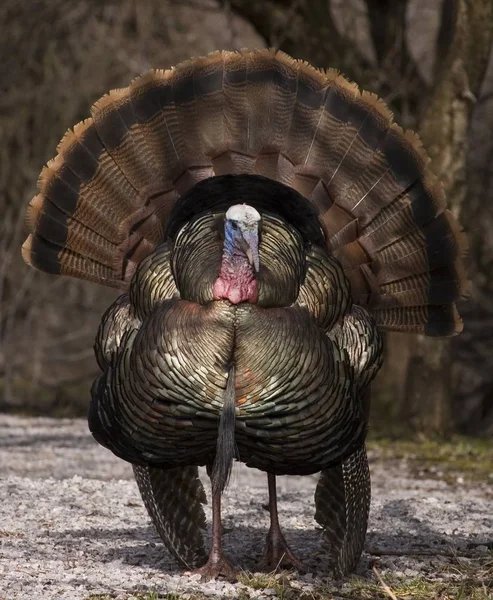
21;236;33;267
21;47;468;337
56;127;78;156
457;259;471;299
25;194;44;230
360;90;394;122
73;118;93;138
444;210;469;256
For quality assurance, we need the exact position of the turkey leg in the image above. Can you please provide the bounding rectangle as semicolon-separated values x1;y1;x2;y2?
192;488;239;580
258;473;303;571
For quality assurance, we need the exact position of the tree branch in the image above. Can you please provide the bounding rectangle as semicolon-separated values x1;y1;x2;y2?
364;0;428;124
222;0;372;77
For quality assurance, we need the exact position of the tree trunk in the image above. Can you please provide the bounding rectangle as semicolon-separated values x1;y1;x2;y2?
450;52;493;435
392;0;493;434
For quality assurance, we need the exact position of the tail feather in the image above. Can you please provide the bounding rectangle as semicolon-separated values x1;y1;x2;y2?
191;53;226;156
172;60;207;165
223;52;249;158
375;213;466;281
286;63;327;167
22;233;120;286
22;48;468;335
373;303;462;336
211;366;237;495
254;51;298;155
92;90;155;191
130;71;184;175
37;120;138;243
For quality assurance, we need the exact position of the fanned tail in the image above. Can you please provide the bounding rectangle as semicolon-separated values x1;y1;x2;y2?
23;48;468;335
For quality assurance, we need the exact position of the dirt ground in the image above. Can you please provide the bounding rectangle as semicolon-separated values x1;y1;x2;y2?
0;415;492;600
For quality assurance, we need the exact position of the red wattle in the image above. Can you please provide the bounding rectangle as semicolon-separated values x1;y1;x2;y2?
213;276;258;304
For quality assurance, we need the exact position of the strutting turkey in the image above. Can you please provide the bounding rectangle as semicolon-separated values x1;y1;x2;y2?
22;49;468;579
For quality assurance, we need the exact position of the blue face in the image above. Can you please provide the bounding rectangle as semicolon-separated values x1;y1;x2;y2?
224;218;260;272
224;219;239;254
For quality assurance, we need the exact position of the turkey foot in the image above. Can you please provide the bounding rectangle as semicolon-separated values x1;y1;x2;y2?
190;489;239;581
193;554;240;581
258;526;303;571
257;473;303;572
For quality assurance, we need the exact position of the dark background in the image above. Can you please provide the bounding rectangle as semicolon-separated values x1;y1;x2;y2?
1;0;493;437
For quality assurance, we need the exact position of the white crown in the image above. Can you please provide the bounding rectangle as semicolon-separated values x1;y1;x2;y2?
226;204;261;224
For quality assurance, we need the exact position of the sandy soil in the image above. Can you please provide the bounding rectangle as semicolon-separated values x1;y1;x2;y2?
0;415;491;599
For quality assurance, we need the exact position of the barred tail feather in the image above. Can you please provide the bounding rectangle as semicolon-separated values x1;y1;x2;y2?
315;444;371;576
133;464;207;569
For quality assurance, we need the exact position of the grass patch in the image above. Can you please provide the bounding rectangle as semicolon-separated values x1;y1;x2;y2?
237;556;493;599
334;575;493;599
367;435;493;484
238;570;298;598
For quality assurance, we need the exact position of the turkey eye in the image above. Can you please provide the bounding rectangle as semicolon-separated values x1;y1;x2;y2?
231;221;238;230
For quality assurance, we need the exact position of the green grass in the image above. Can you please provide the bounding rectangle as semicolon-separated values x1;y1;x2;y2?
367;435;493;484
238;570;297;598
237;559;493;599
0;376;90;418
333;575;493;599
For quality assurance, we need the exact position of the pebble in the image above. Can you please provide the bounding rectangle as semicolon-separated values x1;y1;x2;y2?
1;415;492;600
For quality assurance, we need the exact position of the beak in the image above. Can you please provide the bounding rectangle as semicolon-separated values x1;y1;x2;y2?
242;228;260;272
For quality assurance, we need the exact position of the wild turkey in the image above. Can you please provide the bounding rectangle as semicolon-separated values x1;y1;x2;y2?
22;49;467;579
